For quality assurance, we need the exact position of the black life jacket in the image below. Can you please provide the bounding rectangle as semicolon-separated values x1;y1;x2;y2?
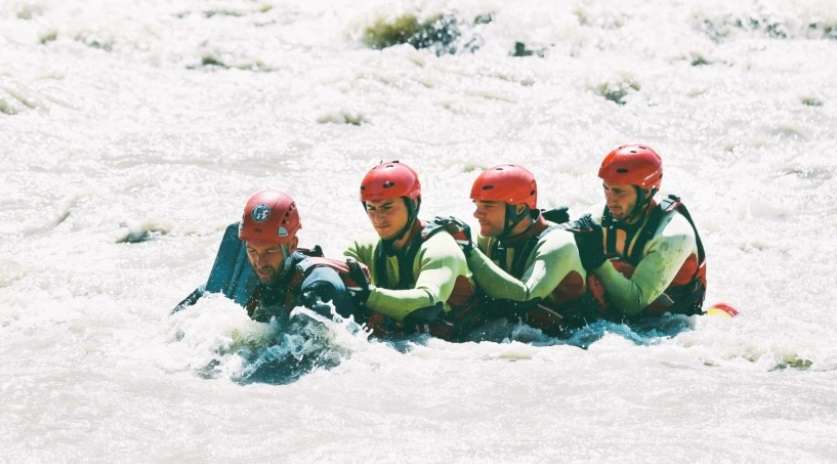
369;219;477;340
487;209;585;300
600;194;707;316
481;209;586;334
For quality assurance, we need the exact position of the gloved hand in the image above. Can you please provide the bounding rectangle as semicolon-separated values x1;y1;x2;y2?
569;214;607;272
345;258;371;305
433;216;474;256
300;282;335;317
403;302;444;326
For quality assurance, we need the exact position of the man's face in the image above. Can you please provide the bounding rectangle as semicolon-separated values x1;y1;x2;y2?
365;198;409;240
603;182;638;221
246;241;290;284
473;200;506;237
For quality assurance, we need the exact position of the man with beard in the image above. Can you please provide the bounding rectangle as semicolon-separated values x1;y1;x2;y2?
174;190;366;323
570;144;707;318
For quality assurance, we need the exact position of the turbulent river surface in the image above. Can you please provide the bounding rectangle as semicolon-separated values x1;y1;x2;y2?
2;0;837;462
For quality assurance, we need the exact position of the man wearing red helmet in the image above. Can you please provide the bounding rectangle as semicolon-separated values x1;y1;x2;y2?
344;161;476;339
175;190;366;324
453;164;587;334
571;144;707;317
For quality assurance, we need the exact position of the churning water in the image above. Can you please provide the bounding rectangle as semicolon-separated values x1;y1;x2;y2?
2;0;837;462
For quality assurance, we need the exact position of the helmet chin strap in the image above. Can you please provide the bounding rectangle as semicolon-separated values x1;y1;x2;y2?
382;197;420;255
619;186;656;224
500;204;530;239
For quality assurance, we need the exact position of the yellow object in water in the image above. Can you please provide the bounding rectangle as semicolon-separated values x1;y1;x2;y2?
705;302;738;318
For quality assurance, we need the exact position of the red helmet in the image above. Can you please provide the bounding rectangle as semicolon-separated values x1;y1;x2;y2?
598;144;662;191
238;190;301;245
360;160;421;203
470;164;537;209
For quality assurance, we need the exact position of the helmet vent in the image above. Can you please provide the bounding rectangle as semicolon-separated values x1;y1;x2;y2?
383;180;395;188
617;168;629;173
482;185;494;191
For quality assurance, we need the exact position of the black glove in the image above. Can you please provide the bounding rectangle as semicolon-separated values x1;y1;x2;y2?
403;302;444;326
433;216;474;256
345;258;371;305
300;282;335;317
541;207;570;224
569;214;607;272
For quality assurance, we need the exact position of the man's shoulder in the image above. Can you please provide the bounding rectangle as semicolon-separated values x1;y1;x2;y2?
421;229;462;251
655;207;696;238
417;230;467;266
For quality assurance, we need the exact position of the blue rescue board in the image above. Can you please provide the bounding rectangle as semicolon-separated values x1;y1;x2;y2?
172;223;259;313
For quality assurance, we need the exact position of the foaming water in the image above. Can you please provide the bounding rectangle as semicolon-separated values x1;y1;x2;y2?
3;0;837;462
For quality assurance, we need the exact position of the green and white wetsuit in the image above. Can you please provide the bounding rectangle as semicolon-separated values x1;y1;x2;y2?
466;216;587;329
344;222;474;323
589;195;706;317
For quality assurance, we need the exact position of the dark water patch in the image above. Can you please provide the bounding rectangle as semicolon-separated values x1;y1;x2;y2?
778;166;832;182
511;41;546;58
808;22;837;40
766;125;807;141
175;5;272;19
0;87;37;114
200;55;225;67
474;13;494;25
802;97;824;107
188;54;274;72
563;316;692;349
462;163;483;173
363;13;486;56
769;355;813;371
462;314;691;348
316;111;368;126
0;99;18;115
592;78;640;106
700;15;837;43
74;33;113;52
203;9;244;18
690;53;711;66
701;16;787;42
116;225;168;244
39;30;57;45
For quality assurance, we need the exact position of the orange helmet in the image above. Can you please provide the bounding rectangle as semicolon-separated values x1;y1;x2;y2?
598;144;662;192
238;190;301;245
470;164;537;209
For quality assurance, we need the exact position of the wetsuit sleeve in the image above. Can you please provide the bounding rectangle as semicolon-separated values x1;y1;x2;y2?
467;229;583;302
365;233;468;322
594;214;696;315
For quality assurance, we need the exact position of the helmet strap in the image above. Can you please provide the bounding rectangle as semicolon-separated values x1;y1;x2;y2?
382;197;421;254
622;186;657;223
500;204;530;239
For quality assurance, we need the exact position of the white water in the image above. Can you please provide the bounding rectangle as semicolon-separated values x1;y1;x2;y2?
2;0;837;462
